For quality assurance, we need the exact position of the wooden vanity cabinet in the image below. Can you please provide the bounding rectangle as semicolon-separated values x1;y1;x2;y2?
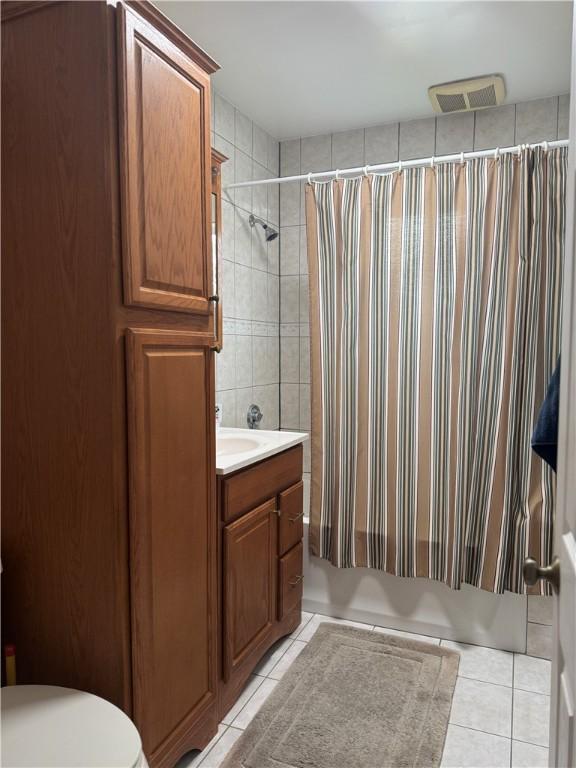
2;3;219;767
217;445;305;719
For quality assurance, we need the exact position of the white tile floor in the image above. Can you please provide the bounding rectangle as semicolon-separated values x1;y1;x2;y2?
175;612;551;768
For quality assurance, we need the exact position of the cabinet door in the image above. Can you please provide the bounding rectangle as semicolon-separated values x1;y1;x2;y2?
118;6;212;315
126;329;216;759
223;500;277;681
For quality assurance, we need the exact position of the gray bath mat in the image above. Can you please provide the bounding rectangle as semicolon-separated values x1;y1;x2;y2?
221;623;459;768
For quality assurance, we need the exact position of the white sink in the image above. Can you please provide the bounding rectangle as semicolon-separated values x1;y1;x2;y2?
216;428;308;475
217;435;267;456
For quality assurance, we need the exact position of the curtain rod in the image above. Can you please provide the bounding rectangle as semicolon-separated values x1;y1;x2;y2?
225;139;569;190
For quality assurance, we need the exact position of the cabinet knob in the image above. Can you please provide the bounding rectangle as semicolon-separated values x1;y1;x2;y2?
523;556;560;594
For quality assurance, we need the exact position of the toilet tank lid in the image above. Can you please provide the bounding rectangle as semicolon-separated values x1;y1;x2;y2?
1;685;143;768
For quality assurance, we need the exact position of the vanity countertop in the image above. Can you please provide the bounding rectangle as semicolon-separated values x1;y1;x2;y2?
216;428;308;475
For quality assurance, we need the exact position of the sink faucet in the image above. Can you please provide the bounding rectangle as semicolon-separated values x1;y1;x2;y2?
247;404;263;429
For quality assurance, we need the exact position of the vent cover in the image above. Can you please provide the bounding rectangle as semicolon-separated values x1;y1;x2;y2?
429;75;505;114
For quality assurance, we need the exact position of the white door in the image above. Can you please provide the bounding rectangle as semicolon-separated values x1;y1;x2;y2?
548;9;576;765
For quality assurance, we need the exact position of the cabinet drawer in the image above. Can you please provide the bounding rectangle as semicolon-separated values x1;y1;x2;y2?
278;482;304;556
278;542;303;621
222;445;303;522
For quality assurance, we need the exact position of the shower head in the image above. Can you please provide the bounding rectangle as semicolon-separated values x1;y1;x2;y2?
249;214;279;242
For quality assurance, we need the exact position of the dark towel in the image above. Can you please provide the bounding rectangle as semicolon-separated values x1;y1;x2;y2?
532;358;561;472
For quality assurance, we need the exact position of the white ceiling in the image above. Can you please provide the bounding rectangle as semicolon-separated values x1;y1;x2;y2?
156;1;572;140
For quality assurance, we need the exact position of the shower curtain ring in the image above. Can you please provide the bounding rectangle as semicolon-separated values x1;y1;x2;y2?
307;172;312;185
430;156;435;169
335;169;341;181
494;147;500;160
398;160;403;173
460;151;465;165
363;165;370;177
543;141;549;152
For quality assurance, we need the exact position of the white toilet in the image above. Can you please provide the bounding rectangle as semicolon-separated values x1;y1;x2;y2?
1;685;147;768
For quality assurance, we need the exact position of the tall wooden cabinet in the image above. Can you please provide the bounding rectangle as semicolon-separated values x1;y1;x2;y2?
1;2;219;766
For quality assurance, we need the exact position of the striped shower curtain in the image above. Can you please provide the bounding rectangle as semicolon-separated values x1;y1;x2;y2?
306;147;566;594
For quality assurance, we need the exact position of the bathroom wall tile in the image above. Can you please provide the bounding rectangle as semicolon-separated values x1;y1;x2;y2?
221;260;235;319
267;274;279;323
280;275;299;323
474;104;515;150
299;275;309;323
441;725;510;768
252;161;268;222
251;269;268;323
299;383;310;430
511;740;549;768
280;383;299;429
267;134;280;175
332;128;365;168
269;337;280;384
399;117;436;160
299;337;310;384
280;183;301;226
231;678;278;729
558;94;570;139
234;148;252;213
234;209;252;267
216;334;236;391
234;264;252;320
528;596;553;626
281;323;300;337
280;138;301;176
280;227;300;275
252;124;268;167
254;383;279;429
435;112;475;156
513;654;551;695
299;322;310;338
235;335;253;388
512;689;550;747
441;640;513;687
221;199;235;265
364;122;399;165
252;228;268;274
234;109;253;155
268;641;306;680
268;184;280;228
449;677;512;738
527;621;552;660
281;337;299;383
214;92;235;144
301;134;332;173
299;226;308;275
515;97;558;144
268;236;280;275
253;337;269;386
216;389;236;428
235;387;254;429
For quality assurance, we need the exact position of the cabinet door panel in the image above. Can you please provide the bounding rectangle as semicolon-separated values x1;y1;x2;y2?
118;7;212;314
126;329;216;758
278;481;304;556
223;500;277;680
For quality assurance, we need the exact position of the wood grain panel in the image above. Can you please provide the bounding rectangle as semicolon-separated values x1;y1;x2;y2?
1;0;131;709
118;5;212;314
222;445;303;522
126;328;217;758
223;499;277;680
279;542;304;621
278;481;304;556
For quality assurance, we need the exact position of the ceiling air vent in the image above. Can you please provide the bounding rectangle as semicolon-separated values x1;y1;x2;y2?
428;75;505;114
